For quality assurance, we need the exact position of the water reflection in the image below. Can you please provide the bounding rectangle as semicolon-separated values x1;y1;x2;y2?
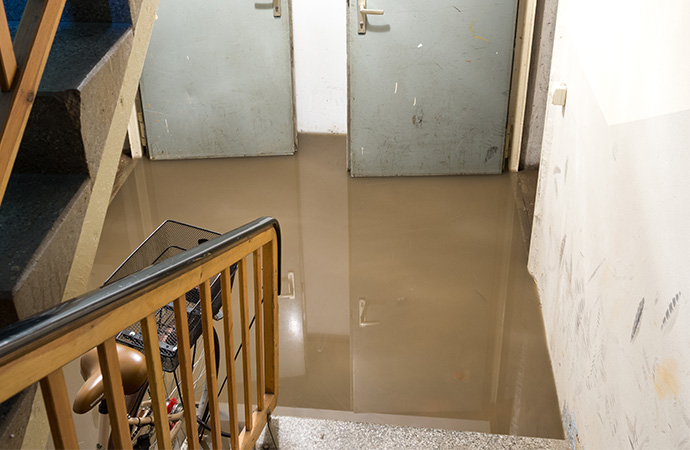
91;134;562;439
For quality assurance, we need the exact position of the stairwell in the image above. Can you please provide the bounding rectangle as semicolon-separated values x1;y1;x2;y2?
0;0;158;447
0;2;572;449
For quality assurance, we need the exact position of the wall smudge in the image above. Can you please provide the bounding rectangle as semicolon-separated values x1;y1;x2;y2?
588;259;605;283
484;146;498;162
661;292;681;331
559;235;567;264
562;402;583;450
564;158;569;182
630;298;644;343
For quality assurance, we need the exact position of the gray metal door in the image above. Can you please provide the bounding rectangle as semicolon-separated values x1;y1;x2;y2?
348;0;517;176
141;0;295;160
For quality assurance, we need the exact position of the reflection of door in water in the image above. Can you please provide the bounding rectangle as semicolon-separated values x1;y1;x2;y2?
141;0;295;160
348;0;517;176
348;176;512;425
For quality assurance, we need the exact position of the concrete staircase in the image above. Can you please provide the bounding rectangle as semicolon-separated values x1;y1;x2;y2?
0;0;158;447
255;416;571;450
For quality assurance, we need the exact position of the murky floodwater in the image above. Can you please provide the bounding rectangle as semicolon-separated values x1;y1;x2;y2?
89;134;563;440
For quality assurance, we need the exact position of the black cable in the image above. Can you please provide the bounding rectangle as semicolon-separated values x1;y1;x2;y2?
173;370;183;407
196;417;233;438
217;375;228;398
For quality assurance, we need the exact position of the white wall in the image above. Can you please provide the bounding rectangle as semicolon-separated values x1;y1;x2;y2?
292;0;347;134
529;0;690;448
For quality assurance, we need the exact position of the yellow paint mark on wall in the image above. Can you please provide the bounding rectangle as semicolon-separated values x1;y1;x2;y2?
470;22;489;42
654;359;680;398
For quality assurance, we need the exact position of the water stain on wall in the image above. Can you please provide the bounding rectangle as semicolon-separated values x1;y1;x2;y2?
654;359;680;399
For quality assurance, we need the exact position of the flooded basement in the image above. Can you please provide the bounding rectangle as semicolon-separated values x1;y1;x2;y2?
88;133;563;441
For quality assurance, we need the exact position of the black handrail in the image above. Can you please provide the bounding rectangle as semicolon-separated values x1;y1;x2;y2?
0;217;281;362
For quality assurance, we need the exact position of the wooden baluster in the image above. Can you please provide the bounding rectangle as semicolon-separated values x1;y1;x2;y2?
97;338;133;450
221;266;240;450
173;295;200;450
0;3;16;92
0;0;66;205
253;249;265;411
39;369;78;449
199;279;222;448
238;257;253;432
140;315;173;450
262;240;279;397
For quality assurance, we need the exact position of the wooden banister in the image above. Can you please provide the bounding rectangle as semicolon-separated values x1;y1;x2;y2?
239;257;253;432
173;294;200;450
97;338;132;450
39;369;78;450
221;266;241;449
0;0;67;207
200;278;222;449
0;2;17;92
0;217;281;450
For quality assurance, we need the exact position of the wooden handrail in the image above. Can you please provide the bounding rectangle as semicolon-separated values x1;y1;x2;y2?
0;2;17;92
0;217;281;450
0;0;67;207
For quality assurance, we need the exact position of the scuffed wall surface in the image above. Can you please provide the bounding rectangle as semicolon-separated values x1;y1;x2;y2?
529;1;690;448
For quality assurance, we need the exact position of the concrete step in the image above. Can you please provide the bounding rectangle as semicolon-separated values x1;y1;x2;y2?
11;21;133;177
0;173;90;325
4;0;131;24
0;1;156;447
1;0;137;312
0;18;134;318
255;416;571;450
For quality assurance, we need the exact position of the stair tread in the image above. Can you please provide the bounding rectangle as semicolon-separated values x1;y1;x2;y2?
0;173;88;295
9;22;130;92
4;0;130;25
255;416;570;450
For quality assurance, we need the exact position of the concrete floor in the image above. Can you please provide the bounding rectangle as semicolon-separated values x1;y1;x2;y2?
74;133;563;447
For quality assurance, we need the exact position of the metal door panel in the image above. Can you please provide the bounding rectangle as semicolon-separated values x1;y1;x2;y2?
141;0;295;159
348;0;517;176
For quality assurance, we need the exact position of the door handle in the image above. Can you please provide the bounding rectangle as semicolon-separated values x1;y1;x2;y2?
273;0;281;17
358;0;384;35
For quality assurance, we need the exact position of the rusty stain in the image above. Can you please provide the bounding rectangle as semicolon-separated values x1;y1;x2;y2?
470;23;489;42
453;370;470;382
654;359;679;398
